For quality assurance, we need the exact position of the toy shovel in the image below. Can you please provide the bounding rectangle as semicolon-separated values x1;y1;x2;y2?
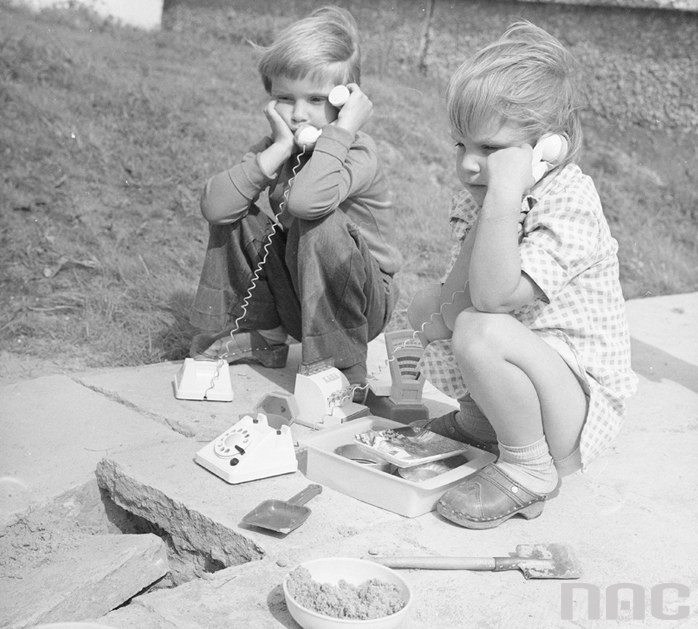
240;484;322;535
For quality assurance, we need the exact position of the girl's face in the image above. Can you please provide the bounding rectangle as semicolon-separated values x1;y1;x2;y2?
452;120;530;189
270;75;339;134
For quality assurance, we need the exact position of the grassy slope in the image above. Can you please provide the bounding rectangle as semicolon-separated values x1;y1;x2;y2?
1;0;696;378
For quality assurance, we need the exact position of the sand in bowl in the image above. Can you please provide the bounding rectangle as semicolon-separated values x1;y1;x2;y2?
286;565;407;620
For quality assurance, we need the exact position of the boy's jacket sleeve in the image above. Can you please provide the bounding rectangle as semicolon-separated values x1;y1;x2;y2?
200;136;274;224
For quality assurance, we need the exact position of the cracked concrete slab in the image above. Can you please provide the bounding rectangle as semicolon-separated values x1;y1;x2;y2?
1;293;697;627
94;438;405;566
0;375;186;527
72;360;298;441
0;533;168;629
72;342;457;442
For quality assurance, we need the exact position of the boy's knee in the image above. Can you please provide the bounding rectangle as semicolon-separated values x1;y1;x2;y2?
293;213;355;259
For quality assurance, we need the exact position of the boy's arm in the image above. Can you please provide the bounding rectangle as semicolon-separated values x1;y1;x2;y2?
200;137;277;225
201;101;298;225
284;126;377;219
285;85;376;218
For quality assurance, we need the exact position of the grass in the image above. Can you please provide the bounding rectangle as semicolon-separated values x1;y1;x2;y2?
1;0;696;376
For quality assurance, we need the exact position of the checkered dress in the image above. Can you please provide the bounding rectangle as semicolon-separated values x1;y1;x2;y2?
418;164;638;468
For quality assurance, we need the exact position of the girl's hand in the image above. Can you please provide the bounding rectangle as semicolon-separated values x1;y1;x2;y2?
263;100;294;150
486;144;534;201
334;83;373;136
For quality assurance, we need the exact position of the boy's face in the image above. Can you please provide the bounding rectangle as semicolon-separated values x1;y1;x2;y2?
270;75;339;134
452;120;530;193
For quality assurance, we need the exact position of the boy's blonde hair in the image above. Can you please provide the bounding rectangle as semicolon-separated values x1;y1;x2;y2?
257;6;361;93
447;21;583;163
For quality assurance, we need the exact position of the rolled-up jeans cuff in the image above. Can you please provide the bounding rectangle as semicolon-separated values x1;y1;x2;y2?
302;324;367;370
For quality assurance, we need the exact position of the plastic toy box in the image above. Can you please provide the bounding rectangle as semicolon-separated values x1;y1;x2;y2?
301;416;496;517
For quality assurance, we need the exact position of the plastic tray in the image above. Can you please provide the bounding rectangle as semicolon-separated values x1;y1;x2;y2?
301;416;496;518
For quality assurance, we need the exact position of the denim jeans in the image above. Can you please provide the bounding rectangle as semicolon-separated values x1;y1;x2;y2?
190;204;398;370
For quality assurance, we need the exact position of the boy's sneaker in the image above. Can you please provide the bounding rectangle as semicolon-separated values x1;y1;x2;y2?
190;330;288;369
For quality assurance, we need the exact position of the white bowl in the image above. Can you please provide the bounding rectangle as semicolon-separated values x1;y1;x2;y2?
283;557;412;629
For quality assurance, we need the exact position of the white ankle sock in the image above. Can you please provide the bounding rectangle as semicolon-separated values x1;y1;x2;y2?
496;437;559;495
257;326;287;345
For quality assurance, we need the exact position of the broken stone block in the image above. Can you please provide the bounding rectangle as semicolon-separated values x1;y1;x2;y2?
0;533;168;629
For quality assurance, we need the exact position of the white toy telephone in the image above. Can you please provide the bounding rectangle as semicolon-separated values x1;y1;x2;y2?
531;134;568;182
173;357;233;402
194;412;297;484
294;85;351;149
293;359;369;429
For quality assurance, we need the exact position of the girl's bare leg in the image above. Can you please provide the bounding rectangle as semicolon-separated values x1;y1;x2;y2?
451;309;587;491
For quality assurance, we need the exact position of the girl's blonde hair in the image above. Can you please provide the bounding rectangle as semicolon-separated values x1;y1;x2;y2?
257;6;361;93
447;21;584;164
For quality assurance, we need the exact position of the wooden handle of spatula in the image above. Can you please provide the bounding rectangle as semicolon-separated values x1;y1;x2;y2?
371;556;552;572
371;556;496;570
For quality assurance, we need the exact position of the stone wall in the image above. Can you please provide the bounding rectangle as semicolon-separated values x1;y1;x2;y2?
11;0;164;29
517;0;698;11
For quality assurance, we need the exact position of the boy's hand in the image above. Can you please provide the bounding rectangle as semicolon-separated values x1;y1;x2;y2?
257;100;295;178
264;100;295;150
333;83;373;136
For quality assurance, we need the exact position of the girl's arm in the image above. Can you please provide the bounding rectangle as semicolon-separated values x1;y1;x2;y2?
439;228;475;328
468;146;541;312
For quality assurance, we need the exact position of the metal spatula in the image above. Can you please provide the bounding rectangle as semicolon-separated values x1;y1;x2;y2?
370;543;581;579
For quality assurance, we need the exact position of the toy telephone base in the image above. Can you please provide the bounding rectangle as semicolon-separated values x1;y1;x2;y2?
174;358;233;402
383;330;427;405
365;390;429;425
194;413;297;484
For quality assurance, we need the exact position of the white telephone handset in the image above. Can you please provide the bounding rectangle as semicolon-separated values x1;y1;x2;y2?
531;134;568;182
294;85;351;149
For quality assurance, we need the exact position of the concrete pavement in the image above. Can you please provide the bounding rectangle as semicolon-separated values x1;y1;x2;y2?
1;292;697;628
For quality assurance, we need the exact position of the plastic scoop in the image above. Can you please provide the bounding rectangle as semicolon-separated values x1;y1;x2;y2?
240;484;322;535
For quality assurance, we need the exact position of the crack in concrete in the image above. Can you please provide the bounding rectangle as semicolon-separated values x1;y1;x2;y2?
71;376;195;438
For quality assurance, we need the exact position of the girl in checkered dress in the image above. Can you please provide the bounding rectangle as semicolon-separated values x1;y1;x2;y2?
408;21;637;529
